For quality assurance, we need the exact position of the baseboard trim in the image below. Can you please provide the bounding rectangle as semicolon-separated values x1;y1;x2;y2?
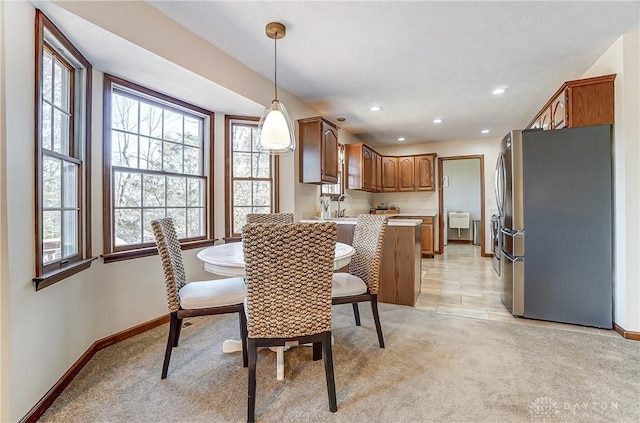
20;314;169;423
613;322;640;341
446;239;473;244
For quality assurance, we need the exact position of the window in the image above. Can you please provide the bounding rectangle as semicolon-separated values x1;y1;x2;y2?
34;11;94;290
321;144;345;198
103;75;214;262
225;116;279;238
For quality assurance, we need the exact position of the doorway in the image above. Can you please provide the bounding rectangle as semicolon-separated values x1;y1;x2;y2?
437;155;488;257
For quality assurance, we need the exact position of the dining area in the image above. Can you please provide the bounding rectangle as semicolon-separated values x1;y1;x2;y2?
150;213;390;422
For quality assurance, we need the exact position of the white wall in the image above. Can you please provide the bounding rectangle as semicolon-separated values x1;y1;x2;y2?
443;159;481;241
582;32;640;332
376;137;501;254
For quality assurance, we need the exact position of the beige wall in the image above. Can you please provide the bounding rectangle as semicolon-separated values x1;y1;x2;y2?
582;32;640;331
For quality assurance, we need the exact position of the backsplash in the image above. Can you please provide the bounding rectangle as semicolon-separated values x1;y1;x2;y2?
374;191;438;214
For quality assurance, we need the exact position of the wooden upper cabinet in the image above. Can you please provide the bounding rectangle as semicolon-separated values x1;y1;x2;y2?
527;74;615;130
398;156;415;192
298;116;339;184
551;91;567;129
346;143;377;192
381;156;398;192
540;107;552;130
415;154;436;191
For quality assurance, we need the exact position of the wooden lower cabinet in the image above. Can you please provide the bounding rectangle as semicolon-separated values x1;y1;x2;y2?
390;215;435;257
337;223;421;306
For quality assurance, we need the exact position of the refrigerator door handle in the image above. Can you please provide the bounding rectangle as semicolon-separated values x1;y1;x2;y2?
501;249;523;262
500;227;524;236
495;153;505;217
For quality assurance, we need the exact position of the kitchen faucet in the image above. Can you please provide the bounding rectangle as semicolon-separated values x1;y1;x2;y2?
336;193;353;217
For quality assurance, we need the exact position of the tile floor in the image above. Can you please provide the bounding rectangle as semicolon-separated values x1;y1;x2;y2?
415;243;619;337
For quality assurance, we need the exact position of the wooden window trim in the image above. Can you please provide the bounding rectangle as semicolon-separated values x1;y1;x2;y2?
102;74;215;261
34;10;95;289
224;115;280;238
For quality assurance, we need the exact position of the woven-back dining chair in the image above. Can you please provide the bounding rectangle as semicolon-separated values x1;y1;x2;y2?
331;214;388;348
245;212;294;225
242;222;338;423
151;217;247;379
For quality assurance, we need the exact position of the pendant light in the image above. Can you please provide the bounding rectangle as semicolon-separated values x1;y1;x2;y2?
257;22;296;155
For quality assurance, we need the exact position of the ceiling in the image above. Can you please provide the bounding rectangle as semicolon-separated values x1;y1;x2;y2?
39;1;640;147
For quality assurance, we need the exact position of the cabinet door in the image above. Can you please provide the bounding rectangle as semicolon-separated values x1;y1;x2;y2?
530;117;541;129
362;146;374;191
421;218;434;255
415;154;435;191
540;107;552;130
398;156;415;191
551;91;567;129
373;153;382;192
381;157;398;192
321;121;339;183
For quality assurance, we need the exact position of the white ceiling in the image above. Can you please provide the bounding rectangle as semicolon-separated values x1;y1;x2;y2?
145;1;639;146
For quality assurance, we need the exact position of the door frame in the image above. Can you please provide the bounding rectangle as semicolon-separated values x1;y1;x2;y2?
438;155;490;257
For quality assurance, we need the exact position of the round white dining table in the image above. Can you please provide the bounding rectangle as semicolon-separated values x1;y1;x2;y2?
196;241;355;381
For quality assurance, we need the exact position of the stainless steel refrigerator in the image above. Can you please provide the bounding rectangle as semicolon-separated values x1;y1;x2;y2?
495;125;612;328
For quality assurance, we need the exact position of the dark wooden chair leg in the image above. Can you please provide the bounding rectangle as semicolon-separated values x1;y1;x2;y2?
312;342;322;361
352;302;361;326
247;339;257;423
322;332;338;412
370;296;385;348
173;317;183;347
239;308;248;367
162;312;178;379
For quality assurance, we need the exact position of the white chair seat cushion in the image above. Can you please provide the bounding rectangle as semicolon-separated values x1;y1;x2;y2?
179;277;246;309
332;272;367;298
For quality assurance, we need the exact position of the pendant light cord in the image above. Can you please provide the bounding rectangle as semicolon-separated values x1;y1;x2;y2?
273;29;278;101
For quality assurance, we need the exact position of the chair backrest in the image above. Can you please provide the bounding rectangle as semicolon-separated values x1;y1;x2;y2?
246;213;294;225
151;217;186;313
349;214;389;294
242;222;337;339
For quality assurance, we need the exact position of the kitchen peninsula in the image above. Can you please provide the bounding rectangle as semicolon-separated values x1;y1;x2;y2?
303;218;422;306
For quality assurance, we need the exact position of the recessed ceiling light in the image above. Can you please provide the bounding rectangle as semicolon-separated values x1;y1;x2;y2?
433;118;443;124
370;106;382;112
398;137;406;142
492;87;509;95
481;129;490;134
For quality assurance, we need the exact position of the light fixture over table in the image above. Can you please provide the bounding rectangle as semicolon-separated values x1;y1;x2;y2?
257;22;296;155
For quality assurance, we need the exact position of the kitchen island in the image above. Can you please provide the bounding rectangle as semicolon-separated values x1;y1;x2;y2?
302;218;422;306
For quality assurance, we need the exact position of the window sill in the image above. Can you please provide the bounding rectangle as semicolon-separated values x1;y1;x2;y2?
101;239;216;264
34;257;99;291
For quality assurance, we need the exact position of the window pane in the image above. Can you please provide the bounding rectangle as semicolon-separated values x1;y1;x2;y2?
43;51;53;102
43;210;61;264
62;210;78;257
184;146;201;175
115;208;141;246
187;178;204;207
143;208;165;243
233;207;251;235
53;60;70;110
184;117;201;147
167;208;186;238
251;127;260;152
114;171;141;207
166;177;186;207
112;94;139;133
63;161;78;208
252;153;270;178
252;206;270;214
112;131;138;168
164;110;183;142
53;109;69;155
163;141;183;173
42;102;52;150
143;174;165;207
253;181;271;207
233;153;252;178
139;102;163;138
187;208;204;238
43;156;61;208
233;181;252;207
139;136;162;170
233;125;252;151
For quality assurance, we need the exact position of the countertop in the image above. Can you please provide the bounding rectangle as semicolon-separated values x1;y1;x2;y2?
300;218;422;227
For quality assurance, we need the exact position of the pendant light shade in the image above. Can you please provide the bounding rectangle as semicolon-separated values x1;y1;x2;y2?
257;22;296;155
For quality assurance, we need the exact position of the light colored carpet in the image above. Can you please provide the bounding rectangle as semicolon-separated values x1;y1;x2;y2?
39;304;640;422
